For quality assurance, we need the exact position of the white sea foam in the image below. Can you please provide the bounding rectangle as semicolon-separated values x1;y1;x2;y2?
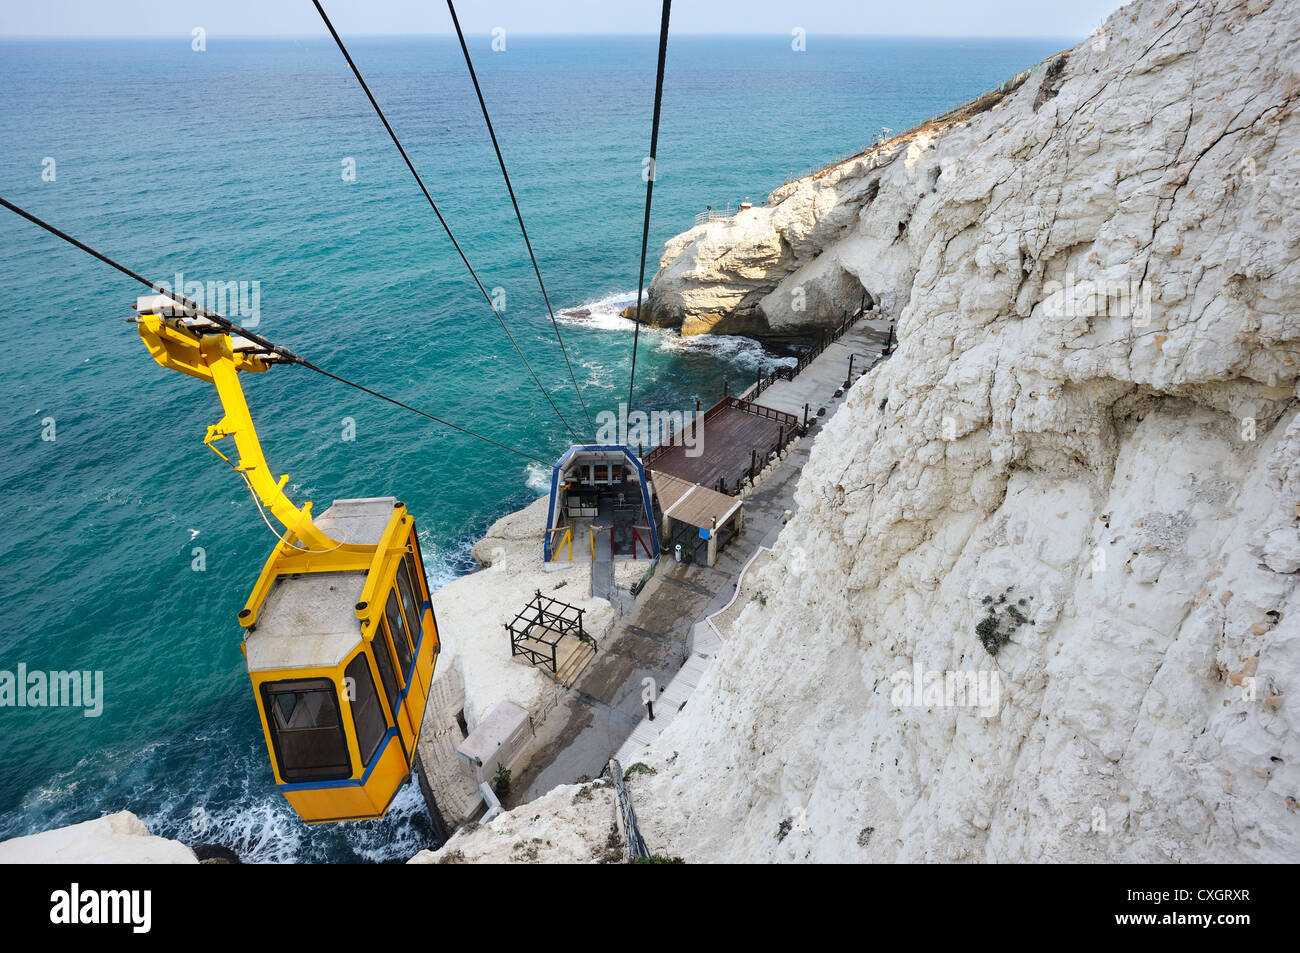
554;289;799;376
525;461;553;495
343;782;430;863
418;531;480;594
553;289;642;332
654;330;797;373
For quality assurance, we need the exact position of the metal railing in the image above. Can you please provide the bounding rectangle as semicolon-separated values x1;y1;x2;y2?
547;525;573;563
739;304;868;403
693;203;736;227
630;555;659;596
530;685;565;733
607;759;649;862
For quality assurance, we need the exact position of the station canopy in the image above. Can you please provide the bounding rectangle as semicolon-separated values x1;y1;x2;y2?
650;470;743;531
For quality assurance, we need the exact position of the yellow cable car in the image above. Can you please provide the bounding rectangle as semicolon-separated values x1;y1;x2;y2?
134;295;439;824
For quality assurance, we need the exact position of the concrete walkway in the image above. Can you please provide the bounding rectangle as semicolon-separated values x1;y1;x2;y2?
511;313;893;800
614;317;894;763
613;440;809;763
755;319;891;420
591;525;615;601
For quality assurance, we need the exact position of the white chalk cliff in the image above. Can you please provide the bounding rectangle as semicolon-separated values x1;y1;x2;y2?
0;812;197;864
442;0;1300;863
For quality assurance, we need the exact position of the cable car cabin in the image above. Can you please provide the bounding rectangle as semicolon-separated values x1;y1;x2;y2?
132;294;440;824
240;497;439;824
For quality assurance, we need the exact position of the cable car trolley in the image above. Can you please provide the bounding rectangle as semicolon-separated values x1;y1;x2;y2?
134;295;440;824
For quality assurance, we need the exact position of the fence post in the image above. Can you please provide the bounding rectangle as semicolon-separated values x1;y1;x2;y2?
804;403;809;430
846;353;855;387
750;449;757;481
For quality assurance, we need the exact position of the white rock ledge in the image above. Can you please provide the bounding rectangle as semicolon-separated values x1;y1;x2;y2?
0;812;197;864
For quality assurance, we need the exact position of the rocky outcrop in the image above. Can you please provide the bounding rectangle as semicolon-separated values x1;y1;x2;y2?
649;0;1300;348
0;812;198;864
408;780;624;864
437;496;616;728
615;0;1300;861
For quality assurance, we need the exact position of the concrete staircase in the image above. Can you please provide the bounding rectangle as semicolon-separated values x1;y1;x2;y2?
553;633;596;689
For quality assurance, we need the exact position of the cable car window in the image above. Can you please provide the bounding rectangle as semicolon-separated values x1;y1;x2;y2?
403;550;423;600
344;654;386;767
385;591;413;680
372;626;401;719
406;536;429;600
260;679;351;782
396;560;421;642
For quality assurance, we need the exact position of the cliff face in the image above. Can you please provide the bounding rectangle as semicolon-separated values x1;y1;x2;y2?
647;0;1299;344
623;0;1300;861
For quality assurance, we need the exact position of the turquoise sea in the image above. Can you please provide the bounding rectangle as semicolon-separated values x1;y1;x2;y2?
0;34;1070;861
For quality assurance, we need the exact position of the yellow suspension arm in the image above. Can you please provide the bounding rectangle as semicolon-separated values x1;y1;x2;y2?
136;311;349;555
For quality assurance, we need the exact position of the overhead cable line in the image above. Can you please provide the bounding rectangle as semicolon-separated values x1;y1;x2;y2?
0;196;552;465
446;0;597;441
627;0;672;414
311;0;581;444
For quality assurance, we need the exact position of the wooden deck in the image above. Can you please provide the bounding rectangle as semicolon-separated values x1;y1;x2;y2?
645;398;797;493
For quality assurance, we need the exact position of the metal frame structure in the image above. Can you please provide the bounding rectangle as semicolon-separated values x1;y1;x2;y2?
507;589;588;674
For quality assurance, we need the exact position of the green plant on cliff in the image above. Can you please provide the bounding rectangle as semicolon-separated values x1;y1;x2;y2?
975;589;1035;656
492;763;511;797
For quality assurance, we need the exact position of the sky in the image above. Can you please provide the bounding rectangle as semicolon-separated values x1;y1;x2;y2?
1;0;1127;39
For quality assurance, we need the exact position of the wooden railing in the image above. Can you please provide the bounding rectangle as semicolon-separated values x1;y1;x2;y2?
637;302;886;496
727;395;798;426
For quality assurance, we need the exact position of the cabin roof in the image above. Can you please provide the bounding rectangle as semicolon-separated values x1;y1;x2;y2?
650;471;743;530
244;497;397;674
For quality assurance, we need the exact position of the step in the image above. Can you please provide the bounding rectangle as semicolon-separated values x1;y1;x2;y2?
554;640;596;689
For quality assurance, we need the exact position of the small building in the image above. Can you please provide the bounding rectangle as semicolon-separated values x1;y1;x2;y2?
651;470;745;568
543;445;660;562
456;701;531;788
